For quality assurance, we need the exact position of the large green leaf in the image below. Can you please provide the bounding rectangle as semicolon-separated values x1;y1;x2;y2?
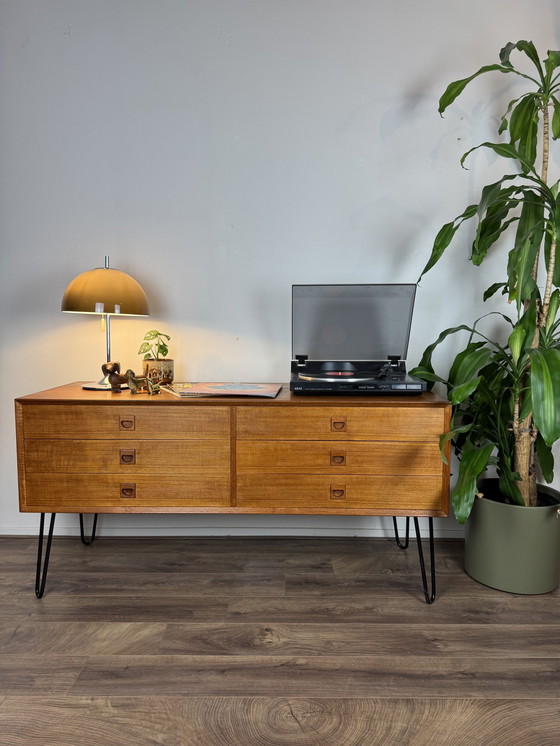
452;444;495;523
544;50;560;87
498;41;520;67
418;205;478;279
509;94;540;169
461;141;536;175
469;177;522;265
448;344;491;385
513;194;545;260
496;466;524;506
543;193;560;285
555;191;560;264
478;358;513;396
449;376;483;406
551;98;560;140
413;324;478;374
510;39;544;80
529;348;560;444
509;94;539;143
476;176;518;216
508;325;526;364
472;202;517;266
498;95;522;135
507;239;539;309
406;367;446;388
439;41;546;117
507;195;545;307
535;432;555;483
509;301;538;372
483;282;507;301
438;64;514;115
519;387;533;422
439;424;473;463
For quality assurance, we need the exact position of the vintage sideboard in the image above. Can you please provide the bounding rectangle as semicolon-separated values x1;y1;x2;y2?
15;382;451;602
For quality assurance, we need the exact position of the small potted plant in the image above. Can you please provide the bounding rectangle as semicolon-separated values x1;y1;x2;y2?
138;329;174;384
411;40;560;594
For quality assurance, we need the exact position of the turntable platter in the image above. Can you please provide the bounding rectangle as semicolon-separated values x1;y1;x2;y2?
298;370;376;383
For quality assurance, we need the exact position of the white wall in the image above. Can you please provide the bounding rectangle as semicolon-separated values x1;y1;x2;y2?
1;0;558;537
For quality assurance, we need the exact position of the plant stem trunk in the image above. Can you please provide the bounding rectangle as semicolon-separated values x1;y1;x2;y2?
512;102;551;508
514;419;538;506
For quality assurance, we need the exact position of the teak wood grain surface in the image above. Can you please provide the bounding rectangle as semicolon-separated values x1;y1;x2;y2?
15;382;451;517
0;535;558;745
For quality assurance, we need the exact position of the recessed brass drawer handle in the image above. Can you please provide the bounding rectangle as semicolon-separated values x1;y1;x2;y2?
119;416;135;431
120;449;136;465
331;451;346;466
120;483;136;499
331;416;347;432
330;485;346;499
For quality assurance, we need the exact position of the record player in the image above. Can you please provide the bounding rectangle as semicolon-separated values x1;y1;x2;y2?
290;283;427;395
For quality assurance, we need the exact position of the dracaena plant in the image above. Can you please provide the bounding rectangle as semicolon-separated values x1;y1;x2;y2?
410;41;560;523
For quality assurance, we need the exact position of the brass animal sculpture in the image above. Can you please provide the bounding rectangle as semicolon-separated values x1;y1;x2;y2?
126;369;160;395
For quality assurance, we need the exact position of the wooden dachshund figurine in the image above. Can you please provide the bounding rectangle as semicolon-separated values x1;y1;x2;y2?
101;362;129;393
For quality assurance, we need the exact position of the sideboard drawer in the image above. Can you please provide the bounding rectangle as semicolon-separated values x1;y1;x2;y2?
237;474;445;513
21;405;230;440
23;474;231;509
23;439;230;474
237;406;444;441
237;440;441;475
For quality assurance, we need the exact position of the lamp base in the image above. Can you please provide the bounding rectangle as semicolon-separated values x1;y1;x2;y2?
82;375;127;391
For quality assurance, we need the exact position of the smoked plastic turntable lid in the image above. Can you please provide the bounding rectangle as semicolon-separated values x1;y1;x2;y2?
292;284;417;361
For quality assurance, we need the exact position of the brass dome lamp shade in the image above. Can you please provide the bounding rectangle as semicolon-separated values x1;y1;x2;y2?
61;256;149;390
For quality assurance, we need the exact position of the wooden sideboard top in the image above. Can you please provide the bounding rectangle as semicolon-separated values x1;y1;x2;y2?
16;381;450;409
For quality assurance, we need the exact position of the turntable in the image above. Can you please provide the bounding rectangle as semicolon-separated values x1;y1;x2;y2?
290;283;427;395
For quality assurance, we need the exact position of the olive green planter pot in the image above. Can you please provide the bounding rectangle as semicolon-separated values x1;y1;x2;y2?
464;479;560;594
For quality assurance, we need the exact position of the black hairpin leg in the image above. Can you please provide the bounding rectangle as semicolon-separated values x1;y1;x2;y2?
80;513;98;545
414;517;436;604
35;513;56;598
393;516;410;549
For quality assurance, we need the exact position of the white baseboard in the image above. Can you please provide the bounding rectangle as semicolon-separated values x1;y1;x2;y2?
0;517;465;540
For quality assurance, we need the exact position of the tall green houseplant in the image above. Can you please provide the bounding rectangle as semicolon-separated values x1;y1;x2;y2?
411;41;560;523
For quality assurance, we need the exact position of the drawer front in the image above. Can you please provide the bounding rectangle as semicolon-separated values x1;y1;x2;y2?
237;406;445;441
237;475;446;513
23;474;230;509
237;441;441;475
22;404;230;440
24;439;230;474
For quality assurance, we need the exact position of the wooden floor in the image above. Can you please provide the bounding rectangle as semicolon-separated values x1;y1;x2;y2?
0;532;558;745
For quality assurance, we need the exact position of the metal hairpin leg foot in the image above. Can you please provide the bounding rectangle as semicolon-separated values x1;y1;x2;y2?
392;516;436;603
80;513;98;545
392;516;410;549
35;513;56;598
414;517;436;604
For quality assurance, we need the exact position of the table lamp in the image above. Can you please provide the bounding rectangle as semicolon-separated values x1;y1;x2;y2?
61;256;150;389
